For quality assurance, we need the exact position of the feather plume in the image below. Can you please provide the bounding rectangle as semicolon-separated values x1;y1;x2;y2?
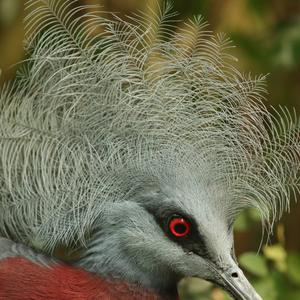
0;0;299;251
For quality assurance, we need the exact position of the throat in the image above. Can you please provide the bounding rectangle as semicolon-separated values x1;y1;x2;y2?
77;242;179;299
78;253;179;299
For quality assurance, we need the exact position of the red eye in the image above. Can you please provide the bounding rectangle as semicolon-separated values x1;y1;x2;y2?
169;217;190;237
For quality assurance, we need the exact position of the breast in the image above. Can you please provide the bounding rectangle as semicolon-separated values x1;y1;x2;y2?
0;256;169;300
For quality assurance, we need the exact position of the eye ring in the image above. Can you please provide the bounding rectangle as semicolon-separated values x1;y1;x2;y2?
169;216;190;237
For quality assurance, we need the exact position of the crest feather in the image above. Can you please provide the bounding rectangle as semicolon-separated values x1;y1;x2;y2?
0;0;299;251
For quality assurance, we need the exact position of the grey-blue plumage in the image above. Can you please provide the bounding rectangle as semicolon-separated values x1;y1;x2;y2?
0;1;299;299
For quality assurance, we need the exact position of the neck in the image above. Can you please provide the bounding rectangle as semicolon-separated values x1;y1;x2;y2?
76;233;178;298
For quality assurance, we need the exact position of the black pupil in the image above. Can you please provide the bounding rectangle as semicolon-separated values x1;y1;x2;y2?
174;223;187;234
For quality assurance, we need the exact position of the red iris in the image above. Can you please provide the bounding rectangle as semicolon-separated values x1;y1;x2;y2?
169;217;190;237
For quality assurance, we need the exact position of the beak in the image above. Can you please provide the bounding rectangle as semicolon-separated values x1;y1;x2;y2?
218;266;262;300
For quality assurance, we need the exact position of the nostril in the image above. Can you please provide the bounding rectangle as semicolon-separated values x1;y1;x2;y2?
231;272;238;278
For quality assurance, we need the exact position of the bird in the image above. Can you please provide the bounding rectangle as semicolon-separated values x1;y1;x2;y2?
0;0;299;299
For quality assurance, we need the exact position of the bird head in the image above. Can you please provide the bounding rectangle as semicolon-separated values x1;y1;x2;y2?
80;170;262;300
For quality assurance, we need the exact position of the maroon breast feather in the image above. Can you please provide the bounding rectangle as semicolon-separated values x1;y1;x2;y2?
0;256;174;300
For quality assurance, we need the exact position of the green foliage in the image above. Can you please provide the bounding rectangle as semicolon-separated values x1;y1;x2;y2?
239;252;268;277
234;208;261;232
287;253;300;285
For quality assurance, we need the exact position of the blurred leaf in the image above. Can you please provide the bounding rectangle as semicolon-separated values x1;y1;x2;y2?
178;277;212;300
0;0;20;26
253;277;277;300
248;208;261;222
222;292;233;300
287;252;300;286
239;252;268;277
263;244;287;272
234;209;261;232
247;0;267;16
271;269;290;300
173;0;208;17
271;21;300;69
234;212;249;231
230;33;266;69
276;224;285;245
211;288;229;300
285;290;300;300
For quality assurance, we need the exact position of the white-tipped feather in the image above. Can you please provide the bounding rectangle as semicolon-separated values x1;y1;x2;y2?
0;0;299;251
